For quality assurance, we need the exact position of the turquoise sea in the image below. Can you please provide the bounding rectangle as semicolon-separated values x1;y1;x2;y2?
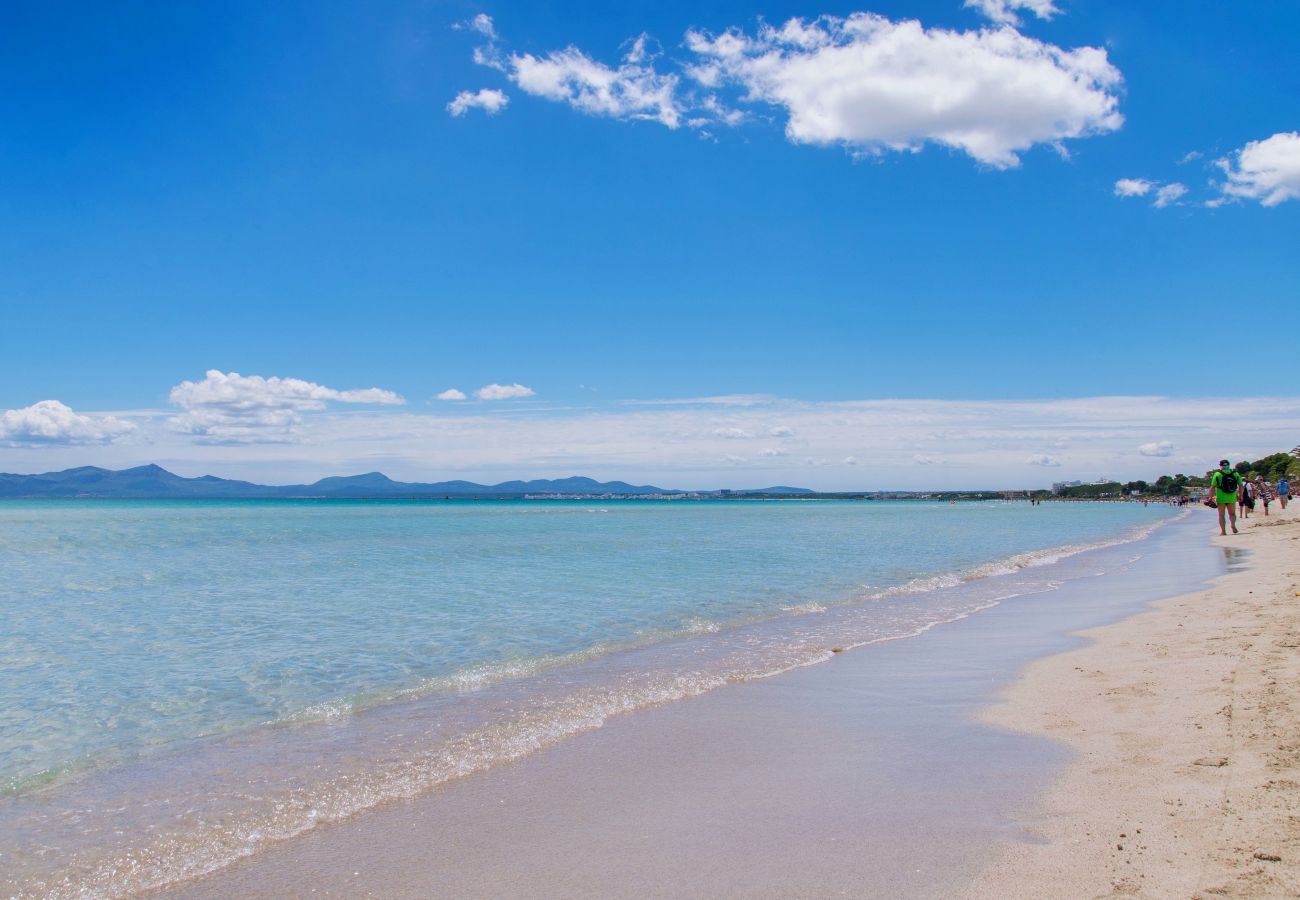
0;499;1178;896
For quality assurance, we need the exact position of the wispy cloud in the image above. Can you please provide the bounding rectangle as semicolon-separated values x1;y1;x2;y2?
1115;177;1187;207
467;13;496;39
625;394;777;407
1152;182;1188;208
474;383;536;400
506;37;682;128
1138;440;1174;457
964;0;1060;26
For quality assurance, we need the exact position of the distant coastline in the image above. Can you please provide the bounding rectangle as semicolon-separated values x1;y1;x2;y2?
0;464;827;501
7;452;1291;501
0;463;1000;501
0;462;1233;502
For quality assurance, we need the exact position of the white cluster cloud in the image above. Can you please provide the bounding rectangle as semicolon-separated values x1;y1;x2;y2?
447;88;509;117
965;0;1060;26
168;370;404;443
460;12;1123;168
0;400;136;446
474;383;536;400
1215;131;1300;207
1114;177;1188;208
686;14;1123;168
1153;183;1188;208
1138;440;1175;457
437;388;468;401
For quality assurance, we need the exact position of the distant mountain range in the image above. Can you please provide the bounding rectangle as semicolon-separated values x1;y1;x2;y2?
0;465;815;499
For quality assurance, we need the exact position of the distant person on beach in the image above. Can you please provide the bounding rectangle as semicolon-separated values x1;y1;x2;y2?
1209;460;1241;535
1238;476;1254;518
1255;476;1274;516
1278;474;1291;510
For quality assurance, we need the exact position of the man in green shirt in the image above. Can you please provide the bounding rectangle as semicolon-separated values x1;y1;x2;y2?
1209;459;1241;535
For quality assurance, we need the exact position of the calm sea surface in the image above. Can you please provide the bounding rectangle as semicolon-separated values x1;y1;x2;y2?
0;499;1177;896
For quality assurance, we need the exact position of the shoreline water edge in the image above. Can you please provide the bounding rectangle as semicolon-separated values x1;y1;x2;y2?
6;502;1290;897
967;502;1300;897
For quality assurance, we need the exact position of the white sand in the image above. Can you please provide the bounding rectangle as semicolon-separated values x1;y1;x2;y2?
969;503;1300;898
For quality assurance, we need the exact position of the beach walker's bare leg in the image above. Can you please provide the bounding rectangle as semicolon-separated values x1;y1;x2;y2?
1217;501;1237;535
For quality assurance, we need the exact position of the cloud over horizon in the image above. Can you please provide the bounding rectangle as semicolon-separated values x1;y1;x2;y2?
0;400;137;447
5;391;1297;491
168;370;404;444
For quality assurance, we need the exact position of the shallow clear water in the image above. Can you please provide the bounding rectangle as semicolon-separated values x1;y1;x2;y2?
0;499;1178;896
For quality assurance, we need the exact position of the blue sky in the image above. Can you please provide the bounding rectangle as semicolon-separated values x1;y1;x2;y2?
1;1;1298;488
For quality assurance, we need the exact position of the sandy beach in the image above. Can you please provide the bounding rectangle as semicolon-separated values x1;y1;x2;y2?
969;503;1300;898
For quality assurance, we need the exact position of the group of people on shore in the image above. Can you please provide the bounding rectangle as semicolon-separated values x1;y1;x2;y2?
1209;459;1291;535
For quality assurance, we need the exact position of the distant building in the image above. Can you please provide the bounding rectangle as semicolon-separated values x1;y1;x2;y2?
1052;480;1083;494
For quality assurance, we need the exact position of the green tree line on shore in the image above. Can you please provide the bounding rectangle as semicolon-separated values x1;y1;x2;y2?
1049;450;1297;500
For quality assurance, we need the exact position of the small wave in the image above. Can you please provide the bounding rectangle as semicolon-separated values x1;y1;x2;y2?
780;602;827;615
861;513;1178;604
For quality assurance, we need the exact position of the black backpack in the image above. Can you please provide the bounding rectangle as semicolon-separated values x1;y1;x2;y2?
1219;471;1240;493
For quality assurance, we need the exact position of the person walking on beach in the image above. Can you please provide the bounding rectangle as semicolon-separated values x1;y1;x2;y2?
1255;476;1274;516
1210;460;1241;535
1238;476;1254;518
1278;473;1291;510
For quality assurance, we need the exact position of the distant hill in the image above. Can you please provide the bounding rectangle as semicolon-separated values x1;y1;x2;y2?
0;465;277;499
0;465;814;499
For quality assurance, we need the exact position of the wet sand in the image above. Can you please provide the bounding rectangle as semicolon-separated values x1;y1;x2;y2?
166;512;1232;899
969;502;1300;898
